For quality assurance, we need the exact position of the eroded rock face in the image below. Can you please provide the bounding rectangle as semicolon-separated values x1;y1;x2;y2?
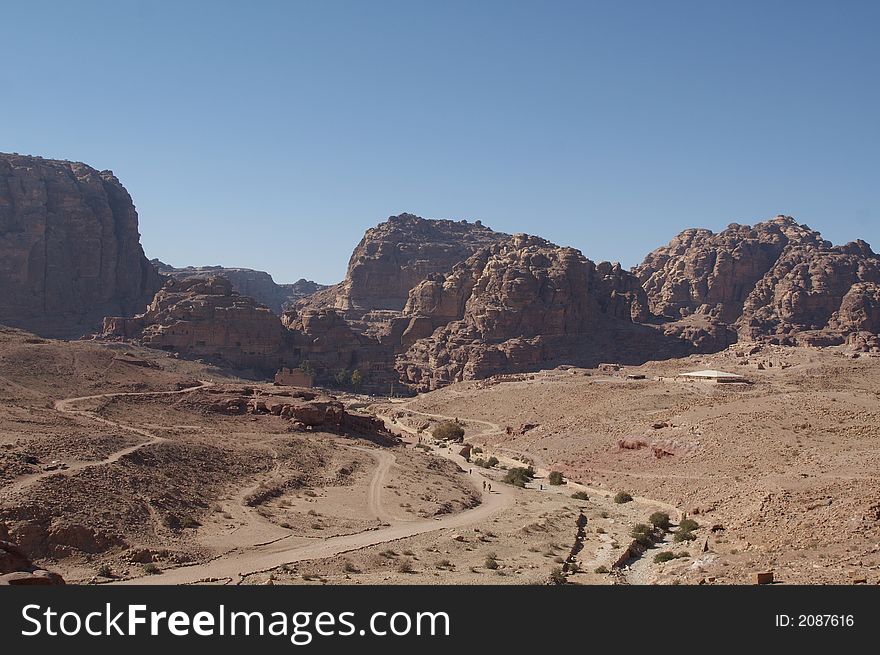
302;213;509;319
153;260;326;313
185;385;393;442
0;154;162;338
635;216;880;347
396;235;661;390
0;539;65;585
103;276;290;372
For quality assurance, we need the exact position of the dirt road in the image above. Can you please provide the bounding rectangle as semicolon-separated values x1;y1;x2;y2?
1;383;212;498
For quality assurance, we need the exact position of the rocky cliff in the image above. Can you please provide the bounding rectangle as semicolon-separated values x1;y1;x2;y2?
300;213;509;325
396;235;672;390
153;260;326;313
635;216;880;348
0;154;162;338
103;276;290;372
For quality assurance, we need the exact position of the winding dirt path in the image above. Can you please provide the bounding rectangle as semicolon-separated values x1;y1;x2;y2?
114;445;512;585
1;383;213;498
390;404;682;521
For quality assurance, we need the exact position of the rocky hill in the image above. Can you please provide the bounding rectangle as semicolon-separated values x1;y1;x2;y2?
635;215;880;350
152;260;326;313
103;276;290;373
299;213;509;332
0;153;161;337
94;207;880;391
396;235;679;390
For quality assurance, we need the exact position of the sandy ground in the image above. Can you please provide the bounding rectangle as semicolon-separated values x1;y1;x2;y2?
3;324;878;585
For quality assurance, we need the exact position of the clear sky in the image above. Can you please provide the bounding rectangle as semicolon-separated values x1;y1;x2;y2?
2;1;877;284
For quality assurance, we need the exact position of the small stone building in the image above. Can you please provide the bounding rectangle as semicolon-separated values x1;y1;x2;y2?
274;368;314;388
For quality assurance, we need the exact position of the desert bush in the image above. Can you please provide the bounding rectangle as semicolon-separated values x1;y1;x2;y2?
435;559;452;569
432;421;465;442
649;512;671;531
473;458;487;467
674;529;697;542
548;567;567;585
614;491;633;504
503;466;536;488
548;471;565;485
679;518;699;532
472;447;483;454
397;558;414;573
350;370;363;390
594;565;609;574
631;523;654;546
486;456;499;467
484;556;499;570
571;491;589;500
143;563;161;575
654;551;679;564
343;561;360;573
97;564;113;578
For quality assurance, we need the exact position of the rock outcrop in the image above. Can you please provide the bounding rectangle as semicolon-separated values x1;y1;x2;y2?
300;213;509;330
103;276;290;372
0;539;65;585
396;235;670;390
635;216;880;348
153;260;326;313
0;153;162;338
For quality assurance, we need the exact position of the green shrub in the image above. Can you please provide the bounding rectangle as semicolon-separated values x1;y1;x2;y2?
654;551;679;564
397;558;414;573
613;491;633;504
473;458;487;467
486;456;499;468
484;557;499;570
143;563;161;575
334;369;351;388
350;370;363;390
97;564;113;578
548;471;565;485
503;466;536;487
649;512;671;531
594;565;609;574
472;447;483;454
432;421;465;442
678;518;699;532
571;491;589;500
674;529;697;542
548;567;566;585
631;523;654;546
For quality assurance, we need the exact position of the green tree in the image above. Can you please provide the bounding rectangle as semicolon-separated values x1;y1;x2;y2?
649;512;671;531
334;369;350;388
432;421;465;441
350;369;363;390
548;471;565;485
298;360;315;377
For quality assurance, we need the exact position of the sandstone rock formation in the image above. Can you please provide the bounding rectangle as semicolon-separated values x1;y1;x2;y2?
635;215;880;348
153;260;326;313
103;276;290;372
299;213;509;330
0;153;162;338
396;235;673;390
184;385;393;442
0;539;65;585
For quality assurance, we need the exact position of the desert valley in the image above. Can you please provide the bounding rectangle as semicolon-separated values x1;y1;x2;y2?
1;152;879;586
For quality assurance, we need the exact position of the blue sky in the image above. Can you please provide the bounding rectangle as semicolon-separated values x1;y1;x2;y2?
2;1;877;284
